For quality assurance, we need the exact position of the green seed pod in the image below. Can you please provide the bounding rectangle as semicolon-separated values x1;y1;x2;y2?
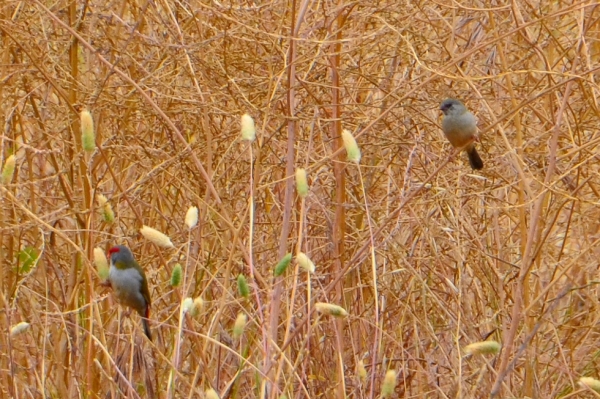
237;274;249;298
102;202;115;223
273;253;292;277
171;263;183;287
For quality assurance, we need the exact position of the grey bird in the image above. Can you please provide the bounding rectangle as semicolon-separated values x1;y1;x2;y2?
108;245;152;340
439;98;483;170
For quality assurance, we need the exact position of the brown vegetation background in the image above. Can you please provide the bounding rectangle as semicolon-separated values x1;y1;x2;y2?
1;0;600;398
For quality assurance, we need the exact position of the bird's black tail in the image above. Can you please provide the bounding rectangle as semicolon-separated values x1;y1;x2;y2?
467;147;483;170
142;317;152;341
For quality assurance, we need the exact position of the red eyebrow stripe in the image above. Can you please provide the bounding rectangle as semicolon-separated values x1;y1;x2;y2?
108;247;120;254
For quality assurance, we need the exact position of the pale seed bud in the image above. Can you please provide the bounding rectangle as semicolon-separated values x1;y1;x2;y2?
315;302;348;318
205;388;220;399
296;252;315;273
181;297;193;314
580;377;600;392
102;202;115;223
81;109;95;152
171;263;183;287
10;321;30;337
185;206;199;229
274;253;292;277
357;360;367;383
295;168;309;198
94;247;109;280
240;114;256;142
341;129;361;163
2;155;16;184
96;194;108;207
464;340;501;355
190;296;204;317
140;225;174;248
97;194;114;223
233;312;247;339
381;369;397;397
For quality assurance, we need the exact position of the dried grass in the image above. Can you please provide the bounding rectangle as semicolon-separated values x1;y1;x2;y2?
1;1;600;398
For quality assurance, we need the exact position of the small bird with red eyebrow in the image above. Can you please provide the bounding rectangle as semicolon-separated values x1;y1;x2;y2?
107;245;152;340
439;98;484;170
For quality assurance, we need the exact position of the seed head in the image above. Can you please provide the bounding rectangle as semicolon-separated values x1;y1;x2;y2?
240;114;256;142
464;341;501;355
190;296;204;317
185;206;198;229
181;297;193;314
295;168;309;197
171;263;183;287
10;321;30;337
81;109;95;152
237;274;250;298
296;252;315;273
580;377;600;392
315;302;348;318
341;129;361;163
94;247;109;280
381;369;397;397
274;253;292;277
140;225;174;248
233;313;247;339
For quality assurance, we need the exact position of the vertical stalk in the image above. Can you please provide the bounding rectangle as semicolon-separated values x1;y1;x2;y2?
330;4;347;399
264;1;311;397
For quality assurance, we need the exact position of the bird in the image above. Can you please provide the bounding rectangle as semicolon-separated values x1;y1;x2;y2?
108;245;152;340
439;98;483;170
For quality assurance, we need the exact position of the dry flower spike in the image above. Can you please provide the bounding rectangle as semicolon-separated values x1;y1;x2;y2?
296;252;315;273
464;340;501;355
580;377;600;393
315;302;348;318
80;109;95;152
342;129;361;163
140;225;174;248
240;114;256;142
94;247;109;280
295;168;309;197
185;206;198;229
